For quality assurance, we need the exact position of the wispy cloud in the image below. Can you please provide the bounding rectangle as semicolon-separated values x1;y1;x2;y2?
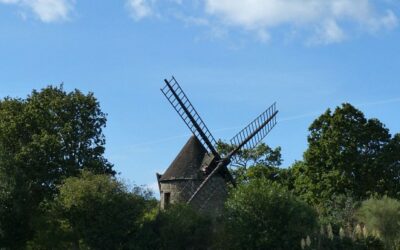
125;0;156;20
129;96;400;147
126;0;399;45
357;97;400;107
0;0;74;22
205;0;398;44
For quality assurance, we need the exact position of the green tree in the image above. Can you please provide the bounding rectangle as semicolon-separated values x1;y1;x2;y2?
29;171;152;249
292;161;360;226
297;103;399;208
357;196;400;250
221;179;317;250
0;86;114;247
217;142;285;185
381;133;400;197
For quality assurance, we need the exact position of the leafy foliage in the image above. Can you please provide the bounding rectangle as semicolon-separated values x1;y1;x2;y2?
217;142;282;169
296;103;400;207
221;179;317;250
357;196;400;250
133;204;213;250
29;171;154;249
217;142;285;185
0;85;114;247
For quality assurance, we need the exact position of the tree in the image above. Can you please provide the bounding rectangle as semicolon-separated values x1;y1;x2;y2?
0;86;114;247
296;103;399;208
29;171;153;249
221;179;317;250
357;196;400;250
217;142;285;185
292;161;361;226
381;133;400;197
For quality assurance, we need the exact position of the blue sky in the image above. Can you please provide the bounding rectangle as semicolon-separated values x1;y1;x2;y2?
1;0;400;192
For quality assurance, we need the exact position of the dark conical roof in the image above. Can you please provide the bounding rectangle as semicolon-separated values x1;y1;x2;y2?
160;136;208;181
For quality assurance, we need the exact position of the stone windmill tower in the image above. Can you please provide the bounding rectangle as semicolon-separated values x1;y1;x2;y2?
157;76;278;215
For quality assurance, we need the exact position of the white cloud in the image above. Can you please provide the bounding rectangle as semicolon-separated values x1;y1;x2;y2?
26;0;73;22
0;0;74;22
126;0;155;20
122;0;398;44
310;19;346;45
204;0;398;44
378;10;398;29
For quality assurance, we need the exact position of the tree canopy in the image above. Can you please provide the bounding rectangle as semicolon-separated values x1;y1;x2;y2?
217;142;285;185
0;86;114;247
295;103;400;207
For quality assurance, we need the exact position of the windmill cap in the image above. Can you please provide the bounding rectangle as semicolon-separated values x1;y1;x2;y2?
159;135;209;182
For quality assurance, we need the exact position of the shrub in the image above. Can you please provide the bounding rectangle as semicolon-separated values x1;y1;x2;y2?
133;204;213;250
221;179;317;250
28;171;152;249
357;196;400;250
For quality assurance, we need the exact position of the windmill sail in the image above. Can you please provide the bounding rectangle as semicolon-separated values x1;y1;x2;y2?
161;76;220;158
229;102;278;154
188;102;278;204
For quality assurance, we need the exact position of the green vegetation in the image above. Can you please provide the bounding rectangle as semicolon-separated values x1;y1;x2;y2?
0;86;113;248
28;170;155;249
220;179;317;250
1;87;399;249
296;104;400;209
134;204;213;250
357;197;400;250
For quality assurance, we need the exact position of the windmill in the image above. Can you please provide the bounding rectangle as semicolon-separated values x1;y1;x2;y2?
157;76;278;215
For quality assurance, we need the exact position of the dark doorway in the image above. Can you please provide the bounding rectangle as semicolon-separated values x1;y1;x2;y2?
164;192;171;208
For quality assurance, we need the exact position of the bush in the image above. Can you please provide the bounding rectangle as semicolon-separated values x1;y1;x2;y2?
28;171;153;249
220;179;317;250
357;196;400;250
133;204;213;250
315;223;384;250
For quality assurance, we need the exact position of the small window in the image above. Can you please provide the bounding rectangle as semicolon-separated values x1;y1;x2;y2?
164;192;171;208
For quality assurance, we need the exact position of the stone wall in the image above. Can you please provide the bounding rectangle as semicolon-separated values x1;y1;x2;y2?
159;175;229;217
189;175;228;217
159;179;202;209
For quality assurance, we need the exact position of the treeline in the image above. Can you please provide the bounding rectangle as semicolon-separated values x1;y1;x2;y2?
215;103;400;250
0;86;399;249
